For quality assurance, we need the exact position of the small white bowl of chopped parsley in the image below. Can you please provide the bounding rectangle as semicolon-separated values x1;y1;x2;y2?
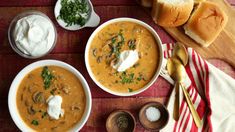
54;0;100;30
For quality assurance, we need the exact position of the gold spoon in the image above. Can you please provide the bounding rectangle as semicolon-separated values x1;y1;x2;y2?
173;42;188;66
168;43;201;127
169;43;188;121
167;57;182;120
174;62;202;128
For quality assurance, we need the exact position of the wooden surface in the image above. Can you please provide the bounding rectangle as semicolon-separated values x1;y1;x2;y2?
0;0;234;131
164;0;235;68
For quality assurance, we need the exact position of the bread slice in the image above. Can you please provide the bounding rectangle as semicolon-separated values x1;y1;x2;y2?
184;1;228;47
151;0;194;27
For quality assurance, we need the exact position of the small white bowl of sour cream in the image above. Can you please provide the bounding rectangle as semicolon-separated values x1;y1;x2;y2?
54;0;100;31
8;10;57;59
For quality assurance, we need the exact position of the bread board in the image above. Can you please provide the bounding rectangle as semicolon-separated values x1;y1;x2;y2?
163;0;235;68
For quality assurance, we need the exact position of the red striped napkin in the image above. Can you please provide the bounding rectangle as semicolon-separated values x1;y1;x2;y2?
160;43;235;132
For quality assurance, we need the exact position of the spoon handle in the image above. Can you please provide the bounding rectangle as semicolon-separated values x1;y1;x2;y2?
173;82;180;120
180;84;202;128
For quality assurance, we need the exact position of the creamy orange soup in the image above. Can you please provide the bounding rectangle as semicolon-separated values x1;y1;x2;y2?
16;66;86;131
88;21;159;93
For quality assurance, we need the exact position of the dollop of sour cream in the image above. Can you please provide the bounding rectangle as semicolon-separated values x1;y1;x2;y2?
47;95;64;120
13;15;55;56
113;50;139;72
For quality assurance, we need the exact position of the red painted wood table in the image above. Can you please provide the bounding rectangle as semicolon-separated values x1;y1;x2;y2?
0;0;235;131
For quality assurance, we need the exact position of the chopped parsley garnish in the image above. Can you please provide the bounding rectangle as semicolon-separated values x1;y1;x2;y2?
137;76;142;81
57;0;90;27
41;112;47;119
128;39;136;50
50;88;57;95
41;66;54;89
136;73;146;81
110;30;125;59
118;31;125;44
120;72;134;84
111;37;116;44
31;120;39;126
128;88;133;92
39;110;47;119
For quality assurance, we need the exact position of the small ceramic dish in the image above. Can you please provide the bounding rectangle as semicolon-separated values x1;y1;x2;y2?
8;60;92;131
106;110;136;132
54;0;100;30
8;10;57;59
139;102;169;131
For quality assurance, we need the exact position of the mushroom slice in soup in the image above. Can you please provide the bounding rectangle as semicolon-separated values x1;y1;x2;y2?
27;106;36;115
32;91;45;104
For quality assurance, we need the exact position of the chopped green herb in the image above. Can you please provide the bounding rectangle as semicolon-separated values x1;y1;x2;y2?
31;120;39;126
50;88;57;95
120;72;135;84
118;31;125;44
111;37;116;44
57;0;90;27
114;49;120;58
137;77;142;81
136;73;146;81
129;73;134;79
109;30;125;59
128;88;133;92
41;112;47;119
129;44;136;50
128;39;136;50
41;66;54;89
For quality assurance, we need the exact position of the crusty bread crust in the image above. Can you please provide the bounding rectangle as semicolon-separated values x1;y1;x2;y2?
184;1;228;47
151;0;194;27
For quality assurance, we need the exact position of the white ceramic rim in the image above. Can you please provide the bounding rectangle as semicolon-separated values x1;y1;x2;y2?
85;18;163;96
8;60;92;132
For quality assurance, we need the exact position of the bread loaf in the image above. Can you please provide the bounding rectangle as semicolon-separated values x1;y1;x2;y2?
184;1;228;47
151;0;194;27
